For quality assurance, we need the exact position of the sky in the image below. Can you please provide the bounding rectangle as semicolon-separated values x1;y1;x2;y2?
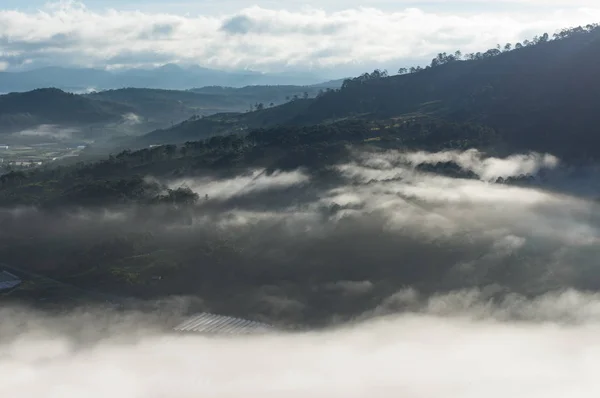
1;0;600;76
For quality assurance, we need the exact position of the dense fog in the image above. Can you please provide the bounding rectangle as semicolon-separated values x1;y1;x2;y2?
2;149;600;396
3;294;600;398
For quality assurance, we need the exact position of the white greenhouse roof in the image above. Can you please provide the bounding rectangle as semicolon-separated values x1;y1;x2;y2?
173;312;275;335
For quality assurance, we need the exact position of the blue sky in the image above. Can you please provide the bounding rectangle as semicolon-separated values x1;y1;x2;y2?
1;1;599;75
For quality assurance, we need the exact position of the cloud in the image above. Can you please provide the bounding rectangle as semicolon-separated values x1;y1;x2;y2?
121;113;142;125
4;293;600;397
1;1;599;72
11;124;79;139
169;168;311;201
401;149;560;181
5;131;600;394
3;148;600;327
219;13;343;35
374;288;600;323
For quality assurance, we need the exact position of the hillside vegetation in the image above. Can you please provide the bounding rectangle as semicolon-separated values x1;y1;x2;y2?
0;88;133;133
141;23;600;160
85;85;333;123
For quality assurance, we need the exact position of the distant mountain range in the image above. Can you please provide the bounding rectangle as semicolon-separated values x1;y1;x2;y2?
0;64;338;93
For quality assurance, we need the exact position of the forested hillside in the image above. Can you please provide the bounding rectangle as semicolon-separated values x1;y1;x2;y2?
85;85;332;124
0;117;499;207
0;88;133;133
85;88;244;121
189;85;334;105
0;118;564;324
141;23;600;160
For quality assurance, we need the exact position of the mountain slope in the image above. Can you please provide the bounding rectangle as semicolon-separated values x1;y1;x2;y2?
85;88;244;119
291;26;600;158
139;99;314;145
0;88;134;133
139;25;600;159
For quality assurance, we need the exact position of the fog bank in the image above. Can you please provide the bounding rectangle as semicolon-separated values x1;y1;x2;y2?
2;294;600;398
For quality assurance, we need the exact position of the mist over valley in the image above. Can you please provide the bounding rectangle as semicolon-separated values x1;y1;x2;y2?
2;6;600;396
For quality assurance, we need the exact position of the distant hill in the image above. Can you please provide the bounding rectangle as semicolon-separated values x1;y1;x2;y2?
189;85;338;106
0;67;111;93
0;88;133;133
85;88;244;119
139;24;600;160
138;99;314;146
0;64;332;93
285;25;600;159
309;78;347;88
85;85;339;121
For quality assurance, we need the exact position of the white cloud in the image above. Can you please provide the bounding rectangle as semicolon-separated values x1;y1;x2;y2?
12;124;79;139
324;149;599;247
169;168;310;200
402;149;560;181
0;1;599;72
4;295;600;398
121;113;142;125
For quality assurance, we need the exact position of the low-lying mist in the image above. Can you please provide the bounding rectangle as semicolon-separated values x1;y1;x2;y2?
8;124;81;144
2;148;600;396
2;149;600;322
2;296;600;398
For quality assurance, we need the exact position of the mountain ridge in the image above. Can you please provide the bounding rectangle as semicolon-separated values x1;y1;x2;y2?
137;23;600;160
0;64;334;93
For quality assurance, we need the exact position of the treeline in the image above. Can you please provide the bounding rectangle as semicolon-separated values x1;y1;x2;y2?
143;21;600;150
339;23;600;89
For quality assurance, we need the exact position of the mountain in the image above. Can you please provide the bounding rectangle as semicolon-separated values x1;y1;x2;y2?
0;67;112;93
85;84;341;120
138;98;314;146
0;88;134;133
84;88;244;119
139;24;600;160
0;64;332;93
